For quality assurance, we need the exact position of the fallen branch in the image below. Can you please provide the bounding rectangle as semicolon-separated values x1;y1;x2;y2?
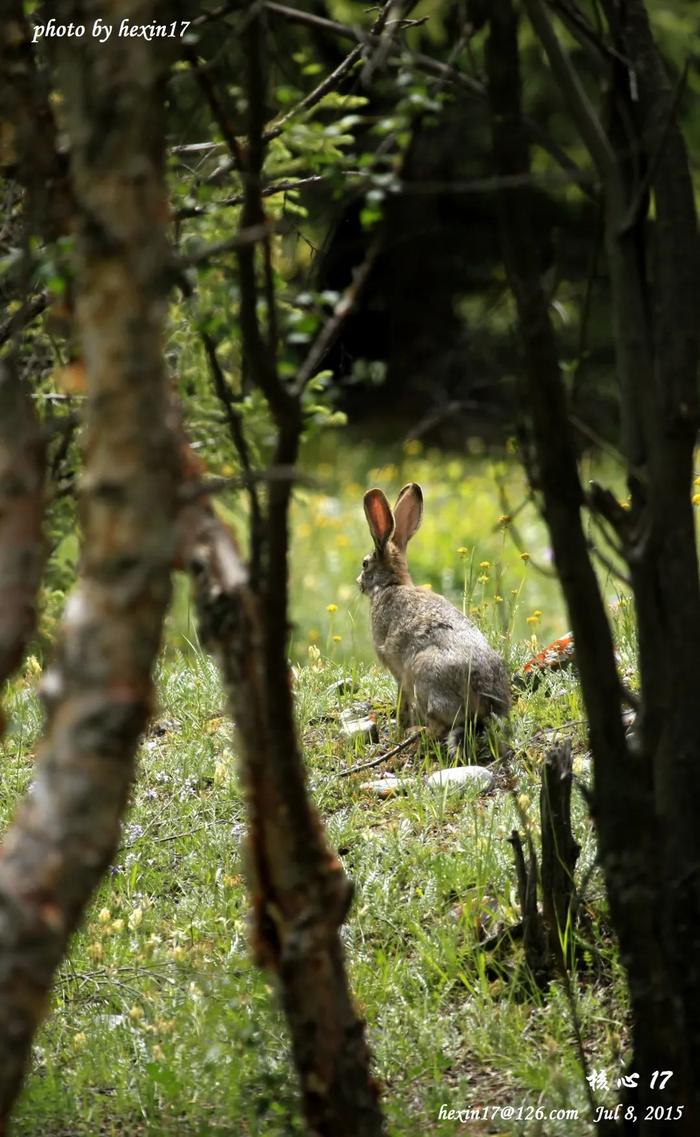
338;729;425;778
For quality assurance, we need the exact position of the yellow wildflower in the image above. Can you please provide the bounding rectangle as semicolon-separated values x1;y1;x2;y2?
128;907;143;931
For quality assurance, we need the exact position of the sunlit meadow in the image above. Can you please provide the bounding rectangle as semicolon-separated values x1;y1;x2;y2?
3;441;698;1135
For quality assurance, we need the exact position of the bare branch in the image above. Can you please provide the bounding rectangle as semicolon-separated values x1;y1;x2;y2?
0;292;48;349
175;175;328;219
184;44;245;170
179;222;273;267
292;243;379;396
337;729;425;778
199;328;264;584
523;0;616;180
263;45;363;144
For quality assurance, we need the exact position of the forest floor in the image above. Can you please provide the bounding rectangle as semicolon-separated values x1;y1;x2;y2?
4;628;635;1136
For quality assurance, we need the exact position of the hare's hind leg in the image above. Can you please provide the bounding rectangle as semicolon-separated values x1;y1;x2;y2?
396;682;414;730
447;725;464;760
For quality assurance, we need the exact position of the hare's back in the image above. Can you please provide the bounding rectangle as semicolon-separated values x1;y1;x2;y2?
372;585;494;659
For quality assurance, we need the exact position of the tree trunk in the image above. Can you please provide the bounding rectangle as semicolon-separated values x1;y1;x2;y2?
0;5;177;1125
486;2;698;1130
183;488;385;1137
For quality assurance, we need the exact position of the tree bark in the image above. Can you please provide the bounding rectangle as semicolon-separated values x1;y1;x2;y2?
219;13;385;1131
0;358;45;688
184;498;385;1137
486;3;694;1130
0;4;177;1125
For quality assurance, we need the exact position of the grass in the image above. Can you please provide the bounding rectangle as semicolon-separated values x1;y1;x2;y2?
2;588;638;1136
3;438;666;1135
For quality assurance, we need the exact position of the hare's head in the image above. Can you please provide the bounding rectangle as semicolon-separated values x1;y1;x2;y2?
358;482;424;595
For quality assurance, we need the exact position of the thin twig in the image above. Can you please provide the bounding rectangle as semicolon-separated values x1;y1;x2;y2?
620;60;689;233
292;243;379;395
178;466;318;502
263;46;363;144
184;44;245;169
337;729;425;778
179;223;272;267
523;0;616;180
0;291;48;348
175;175;330;219
199;329;264;583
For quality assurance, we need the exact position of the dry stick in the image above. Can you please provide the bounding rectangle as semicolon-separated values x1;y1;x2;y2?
337;730;425;778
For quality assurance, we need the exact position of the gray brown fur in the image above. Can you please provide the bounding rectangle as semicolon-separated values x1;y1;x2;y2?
358;482;511;739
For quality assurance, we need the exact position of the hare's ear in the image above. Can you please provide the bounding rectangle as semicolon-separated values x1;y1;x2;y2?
364;489;394;550
393;483;423;550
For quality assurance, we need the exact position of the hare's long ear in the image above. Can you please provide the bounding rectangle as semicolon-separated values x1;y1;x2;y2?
364;489;394;550
393;483;423;550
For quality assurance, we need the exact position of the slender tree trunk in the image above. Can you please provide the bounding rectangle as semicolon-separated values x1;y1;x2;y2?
485;3;697;1130
182;494;385;1137
0;5;177;1125
211;11;385;1131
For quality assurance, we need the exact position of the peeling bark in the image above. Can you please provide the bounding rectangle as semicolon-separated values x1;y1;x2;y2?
204;11;386;1132
0;6;177;1125
184;494;385;1137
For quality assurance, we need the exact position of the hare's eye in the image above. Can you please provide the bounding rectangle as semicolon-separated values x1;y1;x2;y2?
362;555;370;569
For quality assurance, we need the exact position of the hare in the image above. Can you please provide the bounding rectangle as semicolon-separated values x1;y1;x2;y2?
358;482;511;755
